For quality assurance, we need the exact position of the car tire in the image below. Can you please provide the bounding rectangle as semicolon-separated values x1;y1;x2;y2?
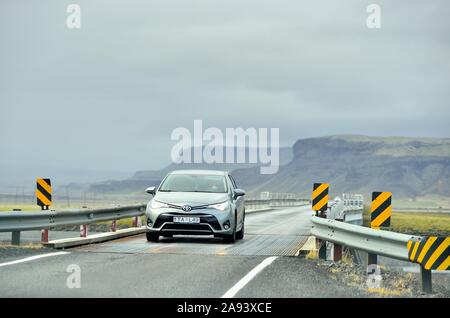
146;232;159;242
223;231;236;243
236;221;244;240
224;215;237;243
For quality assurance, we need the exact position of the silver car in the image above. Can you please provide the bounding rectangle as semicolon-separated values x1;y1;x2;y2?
144;170;246;243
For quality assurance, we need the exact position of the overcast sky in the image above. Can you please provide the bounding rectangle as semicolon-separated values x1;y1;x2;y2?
1;0;449;185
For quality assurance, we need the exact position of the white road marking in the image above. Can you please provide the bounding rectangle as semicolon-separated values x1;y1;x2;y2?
221;256;278;298
0;251;69;268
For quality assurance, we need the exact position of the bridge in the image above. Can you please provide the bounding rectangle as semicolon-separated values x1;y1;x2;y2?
0;198;448;297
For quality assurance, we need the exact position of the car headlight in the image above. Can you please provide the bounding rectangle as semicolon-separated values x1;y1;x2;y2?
150;200;169;209
208;201;230;211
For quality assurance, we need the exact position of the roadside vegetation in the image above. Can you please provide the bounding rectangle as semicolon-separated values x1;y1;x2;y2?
363;206;450;236
0;204;41;212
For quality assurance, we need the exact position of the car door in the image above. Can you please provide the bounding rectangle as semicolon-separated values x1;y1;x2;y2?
228;174;244;226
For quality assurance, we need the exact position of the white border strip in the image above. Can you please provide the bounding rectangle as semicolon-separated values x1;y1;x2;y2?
0;251;69;268
221;256;278;298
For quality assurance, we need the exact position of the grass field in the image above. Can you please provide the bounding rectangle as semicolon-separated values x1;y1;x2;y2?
0;204;41;212
363;206;450;236
394;196;450;209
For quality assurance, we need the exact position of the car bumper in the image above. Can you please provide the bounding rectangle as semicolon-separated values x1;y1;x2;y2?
145;208;235;236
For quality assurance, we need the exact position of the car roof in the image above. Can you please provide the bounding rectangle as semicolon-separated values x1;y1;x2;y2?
169;170;227;176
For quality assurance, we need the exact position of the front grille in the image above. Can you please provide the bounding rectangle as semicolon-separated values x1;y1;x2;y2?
168;204;207;211
162;223;213;232
154;214;221;230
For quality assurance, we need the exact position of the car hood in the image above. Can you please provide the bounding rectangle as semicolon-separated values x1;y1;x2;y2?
153;192;229;206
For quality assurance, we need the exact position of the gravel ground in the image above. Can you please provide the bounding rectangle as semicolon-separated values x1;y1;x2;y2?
317;257;450;298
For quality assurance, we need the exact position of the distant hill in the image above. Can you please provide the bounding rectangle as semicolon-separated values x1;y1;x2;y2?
89;147;293;193
90;135;450;201
232;135;450;200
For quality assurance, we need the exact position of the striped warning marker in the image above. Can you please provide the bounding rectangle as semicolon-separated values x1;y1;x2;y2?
36;178;52;208
407;237;450;270
312;183;329;212
370;191;391;229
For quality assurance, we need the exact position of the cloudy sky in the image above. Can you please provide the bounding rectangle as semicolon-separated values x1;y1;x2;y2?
1;0;449;186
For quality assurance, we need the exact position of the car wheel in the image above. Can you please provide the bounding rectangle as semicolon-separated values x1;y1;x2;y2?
146;232;159;242
224;215;237;243
236;220;244;240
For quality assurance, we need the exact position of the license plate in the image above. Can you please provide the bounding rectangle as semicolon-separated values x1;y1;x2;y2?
173;216;200;224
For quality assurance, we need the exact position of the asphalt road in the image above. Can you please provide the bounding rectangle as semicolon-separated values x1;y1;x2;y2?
0;206;371;298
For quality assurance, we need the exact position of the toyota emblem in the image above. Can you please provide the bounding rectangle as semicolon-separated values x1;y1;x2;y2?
182;205;192;212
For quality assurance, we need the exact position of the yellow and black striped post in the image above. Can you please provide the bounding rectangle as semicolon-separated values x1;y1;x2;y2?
408;237;449;270
312;183;329;260
370;191;392;229
312;183;329;214
36;178;52;209
36;178;52;243
407;236;449;293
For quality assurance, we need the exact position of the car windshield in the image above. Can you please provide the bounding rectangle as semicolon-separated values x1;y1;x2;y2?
159;174;227;193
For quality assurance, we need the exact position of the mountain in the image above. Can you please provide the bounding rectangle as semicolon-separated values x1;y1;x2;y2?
232;135;450;200
89;135;450;202
89;147;293;193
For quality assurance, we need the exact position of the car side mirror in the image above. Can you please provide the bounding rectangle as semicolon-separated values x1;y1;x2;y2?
233;189;246;199
145;186;156;195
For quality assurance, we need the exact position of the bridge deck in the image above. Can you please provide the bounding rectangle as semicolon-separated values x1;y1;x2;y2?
75;206;313;256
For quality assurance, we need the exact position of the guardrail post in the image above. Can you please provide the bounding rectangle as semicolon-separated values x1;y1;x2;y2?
41;229;49;243
332;217;344;261
132;216;141;227
420;265;432;294
368;253;377;265
111;220;117;232
317;206;328;260
80;224;88;238
318;240;327;260
40;205;49;243
11;231;20;245
333;244;342;261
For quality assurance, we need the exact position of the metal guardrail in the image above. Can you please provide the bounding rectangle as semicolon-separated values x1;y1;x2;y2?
0;204;147;232
0;199;304;233
310;216;445;294
311;216;420;261
0;204;147;245
245;199;309;210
